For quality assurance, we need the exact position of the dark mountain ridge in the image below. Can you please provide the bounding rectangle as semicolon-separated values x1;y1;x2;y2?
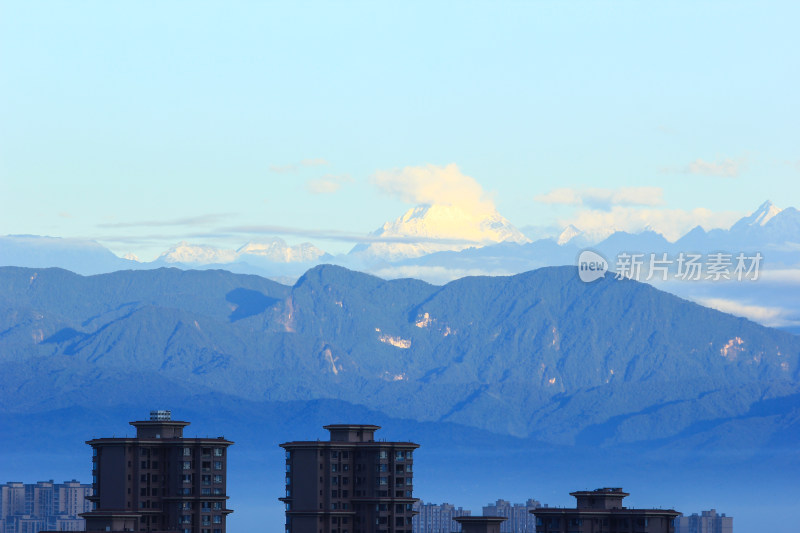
1;265;798;449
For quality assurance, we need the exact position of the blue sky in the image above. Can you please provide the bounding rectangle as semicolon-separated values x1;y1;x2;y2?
1;1;798;258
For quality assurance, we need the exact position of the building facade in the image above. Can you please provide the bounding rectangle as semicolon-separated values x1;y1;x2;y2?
482;499;541;533
675;510;732;533
280;424;419;533
412;501;471;533
80;410;233;533
0;480;91;533
531;488;680;533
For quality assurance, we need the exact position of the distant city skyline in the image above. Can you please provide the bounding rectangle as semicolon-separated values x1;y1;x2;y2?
1;2;798;260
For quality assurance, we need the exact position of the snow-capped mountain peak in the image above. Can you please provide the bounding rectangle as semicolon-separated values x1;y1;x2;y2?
733;200;782;230
157;242;238;264
237;238;326;263
350;204;530;261
557;224;583;245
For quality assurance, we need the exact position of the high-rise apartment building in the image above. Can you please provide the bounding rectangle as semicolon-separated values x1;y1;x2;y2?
412;501;471;533
531;488;680;533
280;424;419;533
675;510;732;533
0;480;91;533
482;499;541;533
81;410;233;533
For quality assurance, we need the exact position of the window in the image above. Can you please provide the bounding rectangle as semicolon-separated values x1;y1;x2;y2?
214;461;223;470
214;475;223;484
395;451;404;460
378;477;387;486
214;448;224;456
202;516;211;526
405;464;412;472
332;464;338;472
377;464;387;472
151;475;159;482
213;502;222;510
213;488;223;495
152;488;158;496
396;478;404;486
213;516;221;524
202;488;211;495
182;474;192;483
180;502;192;510
285;450;291;459
202;475;211;485
183;448;192;456
379;450;387;459
405;451;412;459
202;502;211;511
182;461;192;470
331;451;339;459
180;515;192;524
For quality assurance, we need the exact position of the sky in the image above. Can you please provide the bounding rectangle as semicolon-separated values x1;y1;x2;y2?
1;1;798;260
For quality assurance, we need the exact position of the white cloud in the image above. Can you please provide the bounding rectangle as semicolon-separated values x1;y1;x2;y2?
372;163;495;215
696;297;800;328
268;164;297;174
269;158;330;174
662;157;746;177
564;206;742;242
306;174;353;194
370;265;512;285
687;158;744;177
301;158;330;167
534;187;664;210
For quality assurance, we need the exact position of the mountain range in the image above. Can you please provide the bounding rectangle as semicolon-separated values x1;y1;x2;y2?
2;264;797;447
3;264;798;532
2;200;799;330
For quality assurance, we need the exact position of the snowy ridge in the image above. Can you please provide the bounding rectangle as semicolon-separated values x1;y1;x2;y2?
158;238;326;265
350;204;530;261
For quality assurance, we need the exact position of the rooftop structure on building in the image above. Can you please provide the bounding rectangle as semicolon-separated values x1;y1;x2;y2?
280;424;419;533
75;410;233;533
531;488;680;533
455;516;508;533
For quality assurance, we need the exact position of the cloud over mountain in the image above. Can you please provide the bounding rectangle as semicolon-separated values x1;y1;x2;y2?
372;163;495;216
